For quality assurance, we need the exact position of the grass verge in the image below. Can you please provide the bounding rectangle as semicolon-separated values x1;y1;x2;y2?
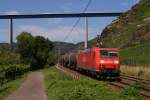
42;66;142;100
120;42;150;66
121;65;150;80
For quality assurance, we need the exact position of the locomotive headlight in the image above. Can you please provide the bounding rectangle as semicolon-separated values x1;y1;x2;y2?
100;60;105;64
114;60;119;64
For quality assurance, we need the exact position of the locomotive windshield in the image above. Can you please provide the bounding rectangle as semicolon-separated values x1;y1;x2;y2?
100;50;118;57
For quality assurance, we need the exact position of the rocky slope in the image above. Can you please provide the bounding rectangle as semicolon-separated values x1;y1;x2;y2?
98;0;150;48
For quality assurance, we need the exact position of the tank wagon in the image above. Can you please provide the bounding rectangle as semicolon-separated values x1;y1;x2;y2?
60;47;120;79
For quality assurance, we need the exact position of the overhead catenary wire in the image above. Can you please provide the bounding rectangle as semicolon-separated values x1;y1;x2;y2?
58;0;92;62
58;0;92;63
63;0;92;42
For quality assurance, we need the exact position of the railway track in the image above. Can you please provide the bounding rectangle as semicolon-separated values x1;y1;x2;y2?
110;78;150;99
56;65;82;78
113;75;150;99
56;65;150;100
120;75;150;91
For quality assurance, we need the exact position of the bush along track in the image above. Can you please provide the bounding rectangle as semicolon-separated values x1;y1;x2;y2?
43;67;142;100
0;64;30;87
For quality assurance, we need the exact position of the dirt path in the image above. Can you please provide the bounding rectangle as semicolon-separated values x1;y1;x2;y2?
6;72;48;100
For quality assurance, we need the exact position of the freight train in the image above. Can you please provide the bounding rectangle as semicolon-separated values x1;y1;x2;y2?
60;47;120;79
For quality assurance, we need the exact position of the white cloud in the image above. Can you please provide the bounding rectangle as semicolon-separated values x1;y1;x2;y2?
5;11;19;15
17;25;97;43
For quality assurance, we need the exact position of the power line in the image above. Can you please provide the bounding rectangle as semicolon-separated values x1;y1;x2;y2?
82;0;92;12
63;0;92;42
58;0;92;58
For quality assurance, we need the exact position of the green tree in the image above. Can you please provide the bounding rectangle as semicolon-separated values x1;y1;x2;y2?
31;36;53;69
16;32;54;70
47;52;57;66
16;32;35;64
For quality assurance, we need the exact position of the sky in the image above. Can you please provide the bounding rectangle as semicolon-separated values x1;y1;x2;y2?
0;0;139;43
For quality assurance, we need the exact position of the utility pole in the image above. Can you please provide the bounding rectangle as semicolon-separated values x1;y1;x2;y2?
9;18;13;51
84;17;88;49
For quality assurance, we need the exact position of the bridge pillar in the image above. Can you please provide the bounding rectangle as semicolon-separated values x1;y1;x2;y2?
84;17;88;49
9;18;13;51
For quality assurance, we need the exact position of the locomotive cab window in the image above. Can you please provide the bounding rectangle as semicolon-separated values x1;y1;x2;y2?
100;50;118;57
109;51;118;57
100;50;108;57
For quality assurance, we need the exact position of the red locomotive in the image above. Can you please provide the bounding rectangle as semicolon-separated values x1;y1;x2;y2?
60;47;120;79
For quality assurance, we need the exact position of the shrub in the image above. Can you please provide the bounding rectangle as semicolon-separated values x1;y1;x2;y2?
0;51;20;65
4;64;30;80
0;64;30;89
120;83;142;100
46;52;57;66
